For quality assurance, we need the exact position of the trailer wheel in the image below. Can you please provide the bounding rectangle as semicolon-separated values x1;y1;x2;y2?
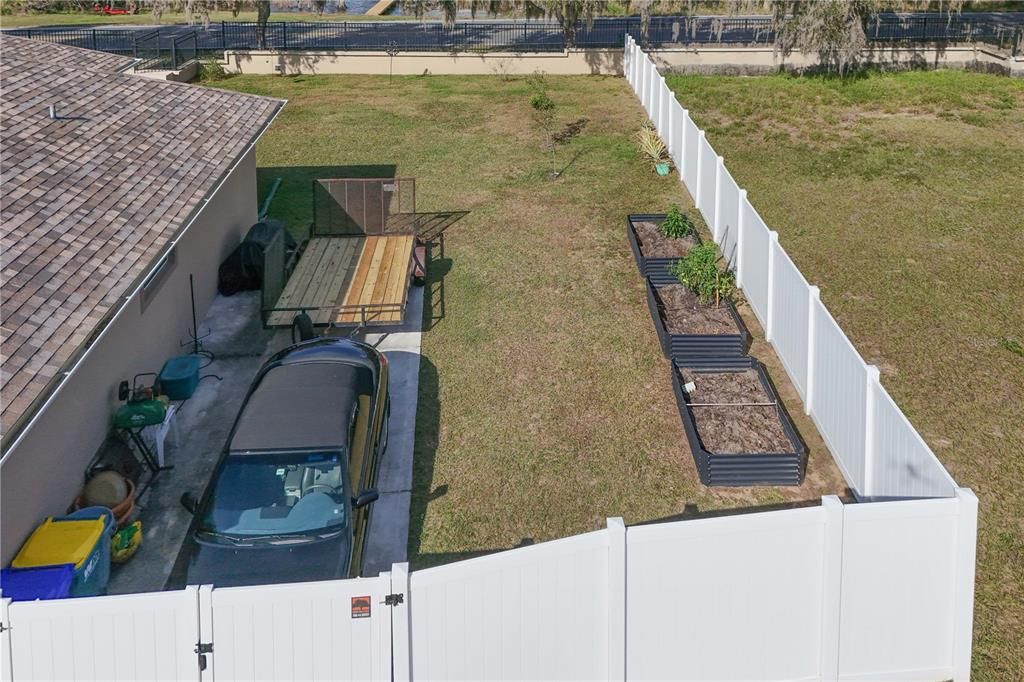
292;312;315;343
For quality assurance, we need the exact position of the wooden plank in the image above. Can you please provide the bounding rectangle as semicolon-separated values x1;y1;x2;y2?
267;238;329;326
380;236;414;322
368;236;399;306
313;237;361;325
337;236;377;324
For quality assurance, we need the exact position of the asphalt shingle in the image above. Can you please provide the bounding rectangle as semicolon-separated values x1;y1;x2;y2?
0;35;284;437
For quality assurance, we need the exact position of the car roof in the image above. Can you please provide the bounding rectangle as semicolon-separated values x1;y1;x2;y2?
229;361;358;453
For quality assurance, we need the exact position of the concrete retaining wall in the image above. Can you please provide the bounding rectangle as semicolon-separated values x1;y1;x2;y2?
221;44;1021;77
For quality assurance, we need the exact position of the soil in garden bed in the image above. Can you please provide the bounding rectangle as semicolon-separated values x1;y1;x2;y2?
678;367;794;455
656;284;739;335
634;220;699;258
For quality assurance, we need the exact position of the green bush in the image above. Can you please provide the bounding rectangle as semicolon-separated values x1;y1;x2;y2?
660;204;693;239
199;59;228;82
670;242;737;306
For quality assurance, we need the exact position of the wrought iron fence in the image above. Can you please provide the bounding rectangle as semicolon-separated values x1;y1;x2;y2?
6;15;1022;57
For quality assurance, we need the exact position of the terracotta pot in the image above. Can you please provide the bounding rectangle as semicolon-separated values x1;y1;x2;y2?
76;478;135;528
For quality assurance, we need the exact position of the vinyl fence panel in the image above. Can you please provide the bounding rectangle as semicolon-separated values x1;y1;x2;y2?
697;134;717;223
409;530;610;680
716;164;740;266
209;575;392;682
810;297;869;492
870;384;956;499
839;498;960;680
7;588;199;681
681;113;700;190
739;198;771;328
626;508;827;681
769;242;811;399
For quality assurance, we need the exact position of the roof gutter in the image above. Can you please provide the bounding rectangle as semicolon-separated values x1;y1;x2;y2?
0;98;287;461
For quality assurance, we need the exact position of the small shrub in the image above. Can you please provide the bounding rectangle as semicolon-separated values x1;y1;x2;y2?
670;242;737;306
637;121;668;165
660;204;693;239
199;59;228;81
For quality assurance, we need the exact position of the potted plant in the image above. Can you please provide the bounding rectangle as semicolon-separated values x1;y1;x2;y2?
626;205;702;281
638;121;671;176
644;241;749;361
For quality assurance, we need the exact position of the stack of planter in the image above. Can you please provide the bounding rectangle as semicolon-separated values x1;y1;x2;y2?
627;214;807;486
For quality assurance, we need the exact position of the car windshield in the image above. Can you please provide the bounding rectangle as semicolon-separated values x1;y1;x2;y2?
200;450;348;537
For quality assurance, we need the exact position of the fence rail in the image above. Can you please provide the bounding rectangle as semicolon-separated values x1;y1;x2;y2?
7;14;1021;58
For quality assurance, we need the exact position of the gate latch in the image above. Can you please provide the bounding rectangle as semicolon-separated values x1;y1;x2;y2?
384;593;404;607
195;642;213;671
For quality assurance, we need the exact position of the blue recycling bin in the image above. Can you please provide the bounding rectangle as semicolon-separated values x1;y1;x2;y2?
0;564;74;601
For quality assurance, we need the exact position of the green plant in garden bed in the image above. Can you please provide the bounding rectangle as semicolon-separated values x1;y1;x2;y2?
671;242;737;306
661;204;694;239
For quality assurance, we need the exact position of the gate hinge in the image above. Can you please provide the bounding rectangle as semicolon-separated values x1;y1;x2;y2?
0;622;8;633
384;593;404;607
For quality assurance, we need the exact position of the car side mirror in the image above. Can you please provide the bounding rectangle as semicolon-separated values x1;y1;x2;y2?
352;489;379;509
180;492;199;515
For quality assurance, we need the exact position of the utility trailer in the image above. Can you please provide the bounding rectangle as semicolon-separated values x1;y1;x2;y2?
262;178;427;329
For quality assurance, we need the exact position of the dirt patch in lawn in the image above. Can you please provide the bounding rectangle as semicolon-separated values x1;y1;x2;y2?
679;367;794;455
657;284;739;335
634;220;699;258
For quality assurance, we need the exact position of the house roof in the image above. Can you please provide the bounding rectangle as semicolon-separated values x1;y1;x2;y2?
0;35;285;443
0;34;136;73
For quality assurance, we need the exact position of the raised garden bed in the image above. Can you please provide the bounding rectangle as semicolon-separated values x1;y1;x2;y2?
645;278;749;361
671;356;807;487
627;214;702;285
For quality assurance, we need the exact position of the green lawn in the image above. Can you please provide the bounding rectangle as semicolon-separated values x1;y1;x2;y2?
665;69;1024;681
212;72;845;567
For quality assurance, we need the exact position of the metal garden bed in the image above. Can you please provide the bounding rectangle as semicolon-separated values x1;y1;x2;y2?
644;277;749;362
626;213;703;284
671;356;807;487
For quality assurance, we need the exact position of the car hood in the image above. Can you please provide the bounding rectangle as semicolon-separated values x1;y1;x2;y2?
167;531;351;589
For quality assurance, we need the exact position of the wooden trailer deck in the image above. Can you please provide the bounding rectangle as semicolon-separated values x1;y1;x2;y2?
266;234;415;327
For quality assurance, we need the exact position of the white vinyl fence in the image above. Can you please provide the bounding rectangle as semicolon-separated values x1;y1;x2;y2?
0;496;978;681
624;36;957;501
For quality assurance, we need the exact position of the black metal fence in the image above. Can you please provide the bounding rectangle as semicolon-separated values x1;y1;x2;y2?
7;14;1022;61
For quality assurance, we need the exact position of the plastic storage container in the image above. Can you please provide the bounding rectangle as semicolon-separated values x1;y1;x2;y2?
159;354;201;401
0;564;74;601
12;508;115;597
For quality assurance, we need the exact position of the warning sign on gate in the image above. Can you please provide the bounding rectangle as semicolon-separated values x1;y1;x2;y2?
351;596;371;619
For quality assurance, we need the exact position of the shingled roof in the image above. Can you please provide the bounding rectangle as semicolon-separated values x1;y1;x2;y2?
0;36;284;441
0;34;136;73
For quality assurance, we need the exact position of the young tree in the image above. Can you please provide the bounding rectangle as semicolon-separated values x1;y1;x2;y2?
527;71;559;178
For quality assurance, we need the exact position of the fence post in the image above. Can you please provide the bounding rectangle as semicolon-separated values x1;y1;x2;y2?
92;28;98;51
765;230;778;342
951;488;979;682
391;562;411;681
676;108;686;173
222;20;227;52
196;585;215;675
735;189;746;282
805;286;820;415
282;21;288;50
696;129;704;209
607;518;626;681
862;364;880;498
713;155;724;241
666;96;674;158
170;40;177;70
819;496;844;682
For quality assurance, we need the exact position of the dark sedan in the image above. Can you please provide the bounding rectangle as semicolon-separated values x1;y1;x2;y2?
167;337;389;588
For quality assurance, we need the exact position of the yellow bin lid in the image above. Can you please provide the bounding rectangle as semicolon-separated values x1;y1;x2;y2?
12;517;106;570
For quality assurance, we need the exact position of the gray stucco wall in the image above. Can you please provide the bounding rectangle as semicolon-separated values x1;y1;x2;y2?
0;147;258;566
